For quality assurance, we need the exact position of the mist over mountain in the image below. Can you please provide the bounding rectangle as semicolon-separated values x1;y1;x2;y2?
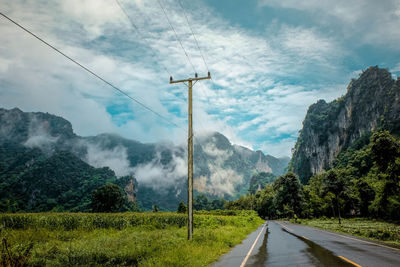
0;107;289;210
290;66;400;183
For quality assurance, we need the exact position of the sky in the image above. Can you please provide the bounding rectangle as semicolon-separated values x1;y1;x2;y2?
1;0;400;157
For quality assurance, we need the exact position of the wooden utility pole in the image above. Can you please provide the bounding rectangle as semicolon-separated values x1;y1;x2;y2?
170;72;211;240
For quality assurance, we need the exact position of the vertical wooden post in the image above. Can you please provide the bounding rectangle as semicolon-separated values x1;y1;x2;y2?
170;72;211;240
188;79;193;240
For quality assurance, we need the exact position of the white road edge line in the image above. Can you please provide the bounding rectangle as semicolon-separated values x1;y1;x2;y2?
240;222;267;267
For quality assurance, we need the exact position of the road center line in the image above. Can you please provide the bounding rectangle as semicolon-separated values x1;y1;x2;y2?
240;222;267;267
338;256;362;267
276;221;293;232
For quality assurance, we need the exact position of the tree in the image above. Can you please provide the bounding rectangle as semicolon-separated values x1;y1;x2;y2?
322;169;350;224
273;172;302;218
224;195;255;210
304;173;334;218
371;131;400;219
255;184;276;219
355;179;375;217
210;199;226;210
194;194;210;210
177;202;187;213
91;184;125;212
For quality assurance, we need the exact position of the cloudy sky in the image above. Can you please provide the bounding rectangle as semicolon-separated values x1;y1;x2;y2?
1;0;400;157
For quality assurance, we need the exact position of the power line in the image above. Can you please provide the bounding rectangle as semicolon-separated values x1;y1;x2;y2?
156;0;197;74
175;0;219;119
114;0;172;77
157;0;218;134
177;0;209;72
117;0;212;132
0;12;185;132
115;0;193;122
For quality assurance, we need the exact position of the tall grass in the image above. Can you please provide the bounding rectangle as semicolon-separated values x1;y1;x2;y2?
0;211;259;230
0;211;263;266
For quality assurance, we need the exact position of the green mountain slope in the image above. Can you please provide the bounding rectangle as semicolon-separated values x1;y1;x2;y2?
0;142;136;212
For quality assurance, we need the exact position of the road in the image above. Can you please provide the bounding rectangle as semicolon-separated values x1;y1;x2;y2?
212;221;400;267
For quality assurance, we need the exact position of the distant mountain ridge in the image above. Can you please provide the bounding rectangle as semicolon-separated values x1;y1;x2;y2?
290;66;400;183
0;107;289;210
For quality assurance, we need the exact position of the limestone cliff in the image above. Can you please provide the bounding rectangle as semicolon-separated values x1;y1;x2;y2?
124;179;137;203
290;66;400;183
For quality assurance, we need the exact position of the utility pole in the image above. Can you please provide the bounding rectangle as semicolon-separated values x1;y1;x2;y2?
170;72;211;240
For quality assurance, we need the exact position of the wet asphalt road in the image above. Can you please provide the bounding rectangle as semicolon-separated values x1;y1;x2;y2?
212;221;400;267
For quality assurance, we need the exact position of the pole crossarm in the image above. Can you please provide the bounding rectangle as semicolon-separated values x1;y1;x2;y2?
170;72;211;84
168;72;211;240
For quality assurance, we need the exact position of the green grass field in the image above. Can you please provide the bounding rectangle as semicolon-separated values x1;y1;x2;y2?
294;218;400;246
0;210;263;266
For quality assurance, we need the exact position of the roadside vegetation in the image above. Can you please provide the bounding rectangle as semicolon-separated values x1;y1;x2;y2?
294;218;400;246
0;211;262;266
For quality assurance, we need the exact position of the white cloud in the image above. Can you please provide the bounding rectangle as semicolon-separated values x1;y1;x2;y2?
84;143;134;177
133;150;187;190
23;119;59;149
392;63;400;73
193;141;244;196
0;0;352;157
195;168;243;197
261;138;298;158
60;0;124;39
259;0;400;48
277;25;339;65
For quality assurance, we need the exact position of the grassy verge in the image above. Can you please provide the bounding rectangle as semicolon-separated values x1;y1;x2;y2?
292;218;400;246
0;211;263;266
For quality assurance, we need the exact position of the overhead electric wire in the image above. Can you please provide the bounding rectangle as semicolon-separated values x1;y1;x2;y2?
177;0;209;72
175;0;219;124
113;2;226;190
0;12;185;132
114;0;172;78
156;0;197;74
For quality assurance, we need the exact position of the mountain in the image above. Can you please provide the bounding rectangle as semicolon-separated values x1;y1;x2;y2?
290;66;400;183
0;107;289;210
0;108;138;212
0;142;136;212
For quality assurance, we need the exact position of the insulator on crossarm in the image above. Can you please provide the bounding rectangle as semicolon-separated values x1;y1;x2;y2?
170;76;173;82
208;71;210;77
195;73;198;78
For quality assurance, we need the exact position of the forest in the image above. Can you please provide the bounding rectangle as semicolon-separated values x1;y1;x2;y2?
225;130;400;222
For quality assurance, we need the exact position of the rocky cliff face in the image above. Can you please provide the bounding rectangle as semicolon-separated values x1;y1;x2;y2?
290;66;400;183
192;132;289;198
